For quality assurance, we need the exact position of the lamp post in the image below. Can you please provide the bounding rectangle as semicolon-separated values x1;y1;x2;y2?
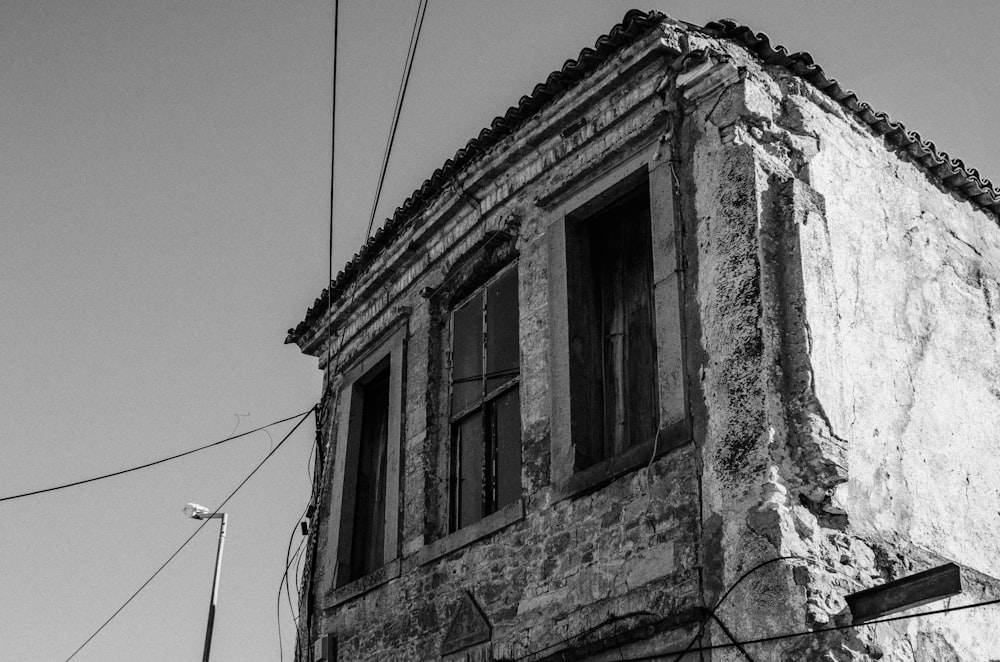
184;503;228;662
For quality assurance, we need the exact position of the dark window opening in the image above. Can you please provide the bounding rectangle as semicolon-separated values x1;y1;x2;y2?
449;266;521;532
313;634;337;662
566;185;658;471
347;364;390;583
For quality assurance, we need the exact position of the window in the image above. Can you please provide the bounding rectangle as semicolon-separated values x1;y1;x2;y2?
448;265;521;532
327;326;404;590
565;182;658;470
347;361;389;581
549;160;687;493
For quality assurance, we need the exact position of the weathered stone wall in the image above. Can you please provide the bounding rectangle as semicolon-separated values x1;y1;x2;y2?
298;26;707;661
675;46;813;661
679;37;1000;659
296;17;1000;661
785;67;1000;659
326;454;700;660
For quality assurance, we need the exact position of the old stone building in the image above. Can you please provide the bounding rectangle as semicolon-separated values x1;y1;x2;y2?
287;11;1000;661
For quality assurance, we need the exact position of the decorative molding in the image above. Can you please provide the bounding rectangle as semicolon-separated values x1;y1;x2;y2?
441;592;492;656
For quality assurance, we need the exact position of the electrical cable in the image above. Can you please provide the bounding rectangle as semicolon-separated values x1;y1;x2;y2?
62;408;315;662
298;0;348;624
708;613;757;662
278;0;339;650
327;0;339;376
278;497;313;662
364;0;429;239
277;419;325;661
306;433;317;481
514;589;1000;661
364;0;426;239
280;372;326;658
669;555;806;661
294;275;368;655
289;539;307;626
617;594;1000;660
514;556;807;661
512;611;657;661
0;410;314;504
298;384;344;658
281;441;320;627
292;538;307;603
678;556;802;660
512;554;999;661
291;4;429;650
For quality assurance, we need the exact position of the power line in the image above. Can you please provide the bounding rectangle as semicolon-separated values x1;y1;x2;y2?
620;594;1000;660
327;0;339;374
279;418;323;660
289;536;308;625
299;4;429;640
670;555;805;662
0;410;314;504
298;2;341;655
515;553;1000;661
63;407;315;662
278;497;312;662
514;611;658;661
296;256;376;650
515;593;1000;661
364;0;429;239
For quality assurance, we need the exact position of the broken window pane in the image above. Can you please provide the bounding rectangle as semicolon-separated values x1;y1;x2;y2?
451;292;483;412
448;265;521;532
486;268;519;394
453;411;484;530
490;385;521;511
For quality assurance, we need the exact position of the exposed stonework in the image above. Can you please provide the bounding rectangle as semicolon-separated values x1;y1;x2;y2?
291;13;1000;662
682;33;1000;661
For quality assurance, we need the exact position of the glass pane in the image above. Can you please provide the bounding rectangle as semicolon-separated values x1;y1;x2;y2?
492;386;521;511
454;412;484;530
486;268;519;394
451;292;483;411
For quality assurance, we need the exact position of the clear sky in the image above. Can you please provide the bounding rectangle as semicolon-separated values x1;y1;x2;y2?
2;1;997;660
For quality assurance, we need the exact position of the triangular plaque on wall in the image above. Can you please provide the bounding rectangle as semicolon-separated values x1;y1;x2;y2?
440;591;492;656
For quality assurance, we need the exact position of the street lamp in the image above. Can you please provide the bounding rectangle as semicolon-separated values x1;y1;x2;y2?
184;503;228;662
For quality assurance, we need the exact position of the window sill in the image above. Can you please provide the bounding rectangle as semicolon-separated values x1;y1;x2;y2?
418;499;525;565
324;558;401;610
555;418;692;501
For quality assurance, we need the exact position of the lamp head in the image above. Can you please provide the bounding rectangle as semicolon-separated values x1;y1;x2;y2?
183;503;212;520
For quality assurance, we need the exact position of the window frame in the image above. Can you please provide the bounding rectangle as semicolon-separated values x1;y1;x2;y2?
447;262;522;533
346;358;391;581
564;184;659;469
326;324;405;594
548;156;689;497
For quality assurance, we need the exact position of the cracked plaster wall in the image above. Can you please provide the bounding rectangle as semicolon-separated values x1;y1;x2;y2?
787;68;1000;659
685;48;1000;660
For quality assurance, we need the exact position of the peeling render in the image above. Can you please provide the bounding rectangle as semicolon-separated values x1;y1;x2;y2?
684;43;1000;660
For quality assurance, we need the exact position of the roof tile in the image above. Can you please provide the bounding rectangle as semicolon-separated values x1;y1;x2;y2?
287;12;1000;345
